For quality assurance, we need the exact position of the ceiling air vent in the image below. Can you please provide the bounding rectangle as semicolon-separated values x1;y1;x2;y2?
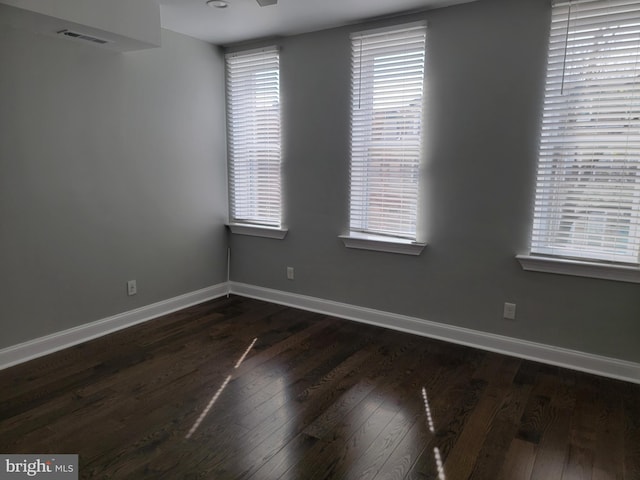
57;29;111;45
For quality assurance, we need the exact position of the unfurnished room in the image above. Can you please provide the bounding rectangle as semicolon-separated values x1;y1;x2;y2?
0;0;639;478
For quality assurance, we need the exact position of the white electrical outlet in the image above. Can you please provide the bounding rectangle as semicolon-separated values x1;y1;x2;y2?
503;302;516;320
287;267;294;280
127;280;137;296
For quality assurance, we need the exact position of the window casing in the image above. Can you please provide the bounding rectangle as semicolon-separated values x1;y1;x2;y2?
225;47;282;230
347;23;427;244
530;0;640;266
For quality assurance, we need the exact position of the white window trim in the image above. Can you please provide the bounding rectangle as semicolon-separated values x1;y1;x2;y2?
346;22;427;245
225;46;283;230
516;254;640;284
522;0;640;274
340;232;426;256
228;223;288;239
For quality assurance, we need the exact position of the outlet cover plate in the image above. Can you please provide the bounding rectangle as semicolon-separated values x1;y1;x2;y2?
503;302;516;320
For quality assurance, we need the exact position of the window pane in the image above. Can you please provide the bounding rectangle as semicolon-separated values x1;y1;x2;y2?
349;24;427;240
226;48;282;227
532;0;640;264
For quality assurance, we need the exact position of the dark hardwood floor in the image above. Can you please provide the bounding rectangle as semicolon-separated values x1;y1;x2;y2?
1;295;638;479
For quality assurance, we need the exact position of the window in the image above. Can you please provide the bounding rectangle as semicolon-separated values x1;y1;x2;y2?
342;23;427;255
521;0;640;281
225;47;285;238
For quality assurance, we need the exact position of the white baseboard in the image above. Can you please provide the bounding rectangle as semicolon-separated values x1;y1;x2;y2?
0;283;229;371
3;281;638;385
229;282;640;384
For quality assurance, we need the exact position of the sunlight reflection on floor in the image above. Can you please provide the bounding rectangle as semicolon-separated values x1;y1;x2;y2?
422;386;446;480
185;374;232;439
421;386;435;434
185;337;258;439
434;446;446;480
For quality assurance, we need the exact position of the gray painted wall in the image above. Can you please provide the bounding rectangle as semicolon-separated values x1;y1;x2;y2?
228;0;640;362
1;0;637;364
0;27;228;348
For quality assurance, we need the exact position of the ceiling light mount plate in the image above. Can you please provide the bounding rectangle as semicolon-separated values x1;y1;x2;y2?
206;0;228;8
257;0;278;5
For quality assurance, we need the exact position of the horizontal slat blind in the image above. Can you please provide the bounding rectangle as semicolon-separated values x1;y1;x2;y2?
349;23;427;240
226;48;281;227
532;0;640;263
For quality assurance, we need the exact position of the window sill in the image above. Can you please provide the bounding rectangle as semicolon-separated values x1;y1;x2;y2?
339;232;426;256
227;223;288;239
516;254;640;284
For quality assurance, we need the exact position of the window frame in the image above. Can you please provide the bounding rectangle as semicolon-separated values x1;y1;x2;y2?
520;0;640;282
225;46;287;238
342;22;428;255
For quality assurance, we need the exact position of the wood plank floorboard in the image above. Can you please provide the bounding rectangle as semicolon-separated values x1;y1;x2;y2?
0;295;638;480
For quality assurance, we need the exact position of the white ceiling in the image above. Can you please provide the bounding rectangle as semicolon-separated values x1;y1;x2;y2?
159;0;475;46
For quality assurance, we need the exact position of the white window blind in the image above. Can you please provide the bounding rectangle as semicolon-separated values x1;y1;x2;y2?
349;23;427;240
532;0;640;264
226;47;282;227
